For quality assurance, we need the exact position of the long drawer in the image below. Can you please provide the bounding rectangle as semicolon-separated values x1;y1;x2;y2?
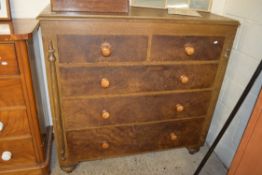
60;64;218;97
0;138;36;168
0;110;30;138
0;79;25;108
63;91;211;130
66;118;204;161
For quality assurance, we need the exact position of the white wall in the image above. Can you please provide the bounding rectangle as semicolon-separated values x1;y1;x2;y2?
208;0;262;168
10;0;49;18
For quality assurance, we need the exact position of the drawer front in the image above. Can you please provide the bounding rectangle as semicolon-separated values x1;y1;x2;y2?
66;118;204;161
0;79;25;107
0;110;30;138
57;35;148;63
0;138;36;168
151;36;224;61
60;64;218;97
0;44;19;75
63;91;211;130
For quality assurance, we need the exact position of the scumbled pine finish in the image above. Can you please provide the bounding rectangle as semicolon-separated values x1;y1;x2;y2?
38;6;239;172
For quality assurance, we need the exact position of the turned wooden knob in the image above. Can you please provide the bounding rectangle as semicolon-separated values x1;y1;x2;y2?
100;42;112;57
170;132;178;141
184;46;195;56
101;78;110;88
176;104;184;112
180;75;189;84
101;141;110;149
102;110;110;119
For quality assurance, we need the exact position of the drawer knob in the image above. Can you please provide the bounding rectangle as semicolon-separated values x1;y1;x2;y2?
0;57;8;66
184;46;195;56
102;110;110;119
101;42;112;57
170;132;178;141
176;104;184;112
0;121;4;131
1;151;12;161
101;141;110;149
0;61;8;66
180;75;189;84
101;78;110;88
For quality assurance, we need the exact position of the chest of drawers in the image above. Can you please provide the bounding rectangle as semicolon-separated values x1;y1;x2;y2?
0;20;52;175
39;6;239;172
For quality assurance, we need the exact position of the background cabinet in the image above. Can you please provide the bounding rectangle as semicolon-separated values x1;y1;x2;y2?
0;19;51;175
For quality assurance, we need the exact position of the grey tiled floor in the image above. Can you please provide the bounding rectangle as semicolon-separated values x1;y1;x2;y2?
50;144;227;175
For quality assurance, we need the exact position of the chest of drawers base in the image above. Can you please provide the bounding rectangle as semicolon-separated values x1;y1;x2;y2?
39;6;238;173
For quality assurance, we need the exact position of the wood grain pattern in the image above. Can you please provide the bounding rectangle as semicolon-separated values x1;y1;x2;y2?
0;138;36;169
66;118;204;161
151;36;224;61
0;110;30;138
0;44;19;75
57;35;148;63
51;0;129;13
63;91;212;130
60;64;218;97
15;40;46;163
0;78;24;107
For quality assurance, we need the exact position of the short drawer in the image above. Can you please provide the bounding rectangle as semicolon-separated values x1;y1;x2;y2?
66;118;204;161
0;110;30;138
63;91;211;130
0;79;25;107
151;36;224;61
60;64;218;97
57;35;148;63
0;44;19;75
0;138;36;168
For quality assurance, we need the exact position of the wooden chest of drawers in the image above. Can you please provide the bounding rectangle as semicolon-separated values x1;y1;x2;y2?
39;6;239;172
0;20;52;175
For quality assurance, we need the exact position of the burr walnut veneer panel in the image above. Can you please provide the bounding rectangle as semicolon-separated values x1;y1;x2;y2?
58;35;148;63
63;91;211;130
60;64;218;97
66;118;204;161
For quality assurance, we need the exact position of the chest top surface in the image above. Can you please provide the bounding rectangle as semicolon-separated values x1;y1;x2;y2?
38;5;239;26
